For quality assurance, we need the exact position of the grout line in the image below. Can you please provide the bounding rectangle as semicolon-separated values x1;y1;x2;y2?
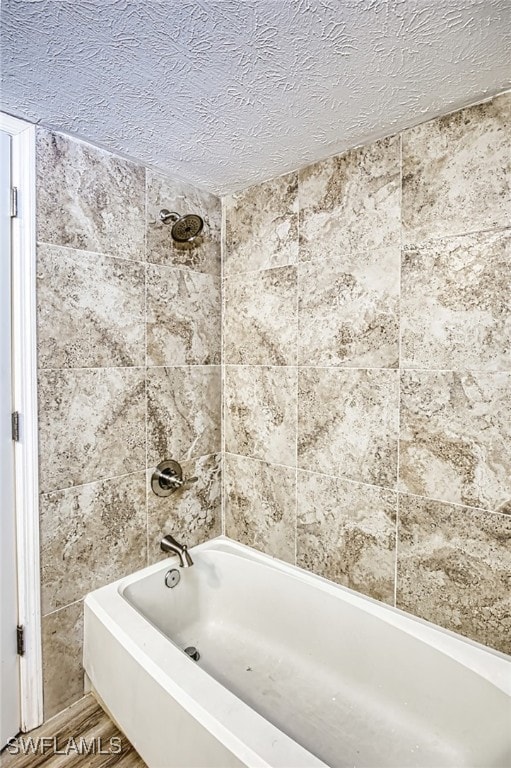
144;171;150;565
223;363;511;374
145;364;222;371
37;240;221;279
394;501;399;609
37;240;147;266
401;224;511;250
39;365;147;372
40;469;147;496
219;223;511;279
395;491;511;519
294;186;300;567
222;454;508;518
42;597;83;619
395;131;403;609
39;364;224;372
222;452;396;493
37;240;146;265
223;262;298;281
222;363;398;371
220;197;226;536
146;257;222;280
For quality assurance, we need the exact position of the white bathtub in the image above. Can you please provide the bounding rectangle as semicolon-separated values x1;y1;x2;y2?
83;537;511;768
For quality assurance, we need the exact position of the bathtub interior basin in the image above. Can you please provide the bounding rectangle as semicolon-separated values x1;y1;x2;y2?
85;538;511;768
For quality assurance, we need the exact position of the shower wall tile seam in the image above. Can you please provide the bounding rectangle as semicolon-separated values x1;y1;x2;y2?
144;171;149;566
35;241;146;266
401;223;511;248
393;502;399;609
223;452;398;493
146;260;223;279
396;491;511;520
38;364;224;372
145;259;219;277
223;453;509;519
223;243;398;277
223;263;297;280
145;364;222;370
220;197;226;536
294;186;300;567
42;596;83;619
39;466;147;499
40;469;148;496
394;131;404;609
146;451;221;470
36;241;221;278
221;223;511;279
38;365;147;372
36;240;146;265
223;364;399;371
37;364;511;373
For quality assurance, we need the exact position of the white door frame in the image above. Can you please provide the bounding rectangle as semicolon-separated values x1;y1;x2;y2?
0;111;43;732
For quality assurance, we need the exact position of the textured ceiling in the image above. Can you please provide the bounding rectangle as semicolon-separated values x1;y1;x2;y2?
1;0;510;195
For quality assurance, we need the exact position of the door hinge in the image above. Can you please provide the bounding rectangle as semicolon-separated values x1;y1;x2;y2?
12;411;20;442
17;625;25;656
10;186;18;218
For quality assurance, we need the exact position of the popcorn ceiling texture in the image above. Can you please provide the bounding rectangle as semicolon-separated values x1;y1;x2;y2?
2;0;510;194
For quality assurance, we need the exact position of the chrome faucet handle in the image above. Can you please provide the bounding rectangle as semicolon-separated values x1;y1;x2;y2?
151;460;198;497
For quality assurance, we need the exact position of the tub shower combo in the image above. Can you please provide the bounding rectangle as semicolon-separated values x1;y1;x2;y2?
83;187;511;766
83;463;511;768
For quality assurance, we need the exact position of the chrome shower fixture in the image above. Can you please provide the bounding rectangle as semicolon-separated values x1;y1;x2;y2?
159;209;204;243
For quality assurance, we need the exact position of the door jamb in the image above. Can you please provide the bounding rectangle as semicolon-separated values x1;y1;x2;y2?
0;111;42;731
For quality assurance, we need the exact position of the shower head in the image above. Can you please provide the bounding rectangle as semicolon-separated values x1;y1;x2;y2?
159;209;204;243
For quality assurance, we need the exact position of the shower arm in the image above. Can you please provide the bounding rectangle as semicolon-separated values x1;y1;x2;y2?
159;209;180;224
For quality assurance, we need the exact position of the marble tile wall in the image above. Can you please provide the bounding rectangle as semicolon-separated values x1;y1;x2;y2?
36;130;222;718
222;91;511;655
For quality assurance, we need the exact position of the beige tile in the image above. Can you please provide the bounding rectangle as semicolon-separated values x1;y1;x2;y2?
400;371;511;511
147;454;221;563
401;230;511;371
402;92;511;244
146;263;220;366
146;366;221;466
42;601;84;720
37;244;145;368
299;135;400;262
40;473;147;614
298;247;399;367
298;368;399;488
38;368;146;493
224;172;298;274
396;494;511;654
224;454;296;563
146;169;221;274
36;129;145;260
223;266;297;365
224;366;297;467
297;472;397;603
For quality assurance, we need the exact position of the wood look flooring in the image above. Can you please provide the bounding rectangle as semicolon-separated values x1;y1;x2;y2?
1;695;146;767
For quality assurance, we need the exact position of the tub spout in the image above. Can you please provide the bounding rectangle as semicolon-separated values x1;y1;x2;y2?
161;534;194;567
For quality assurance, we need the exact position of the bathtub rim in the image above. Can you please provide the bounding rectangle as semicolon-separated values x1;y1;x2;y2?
84;542;331;768
127;536;511;689
84;535;511;768
89;535;510;696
